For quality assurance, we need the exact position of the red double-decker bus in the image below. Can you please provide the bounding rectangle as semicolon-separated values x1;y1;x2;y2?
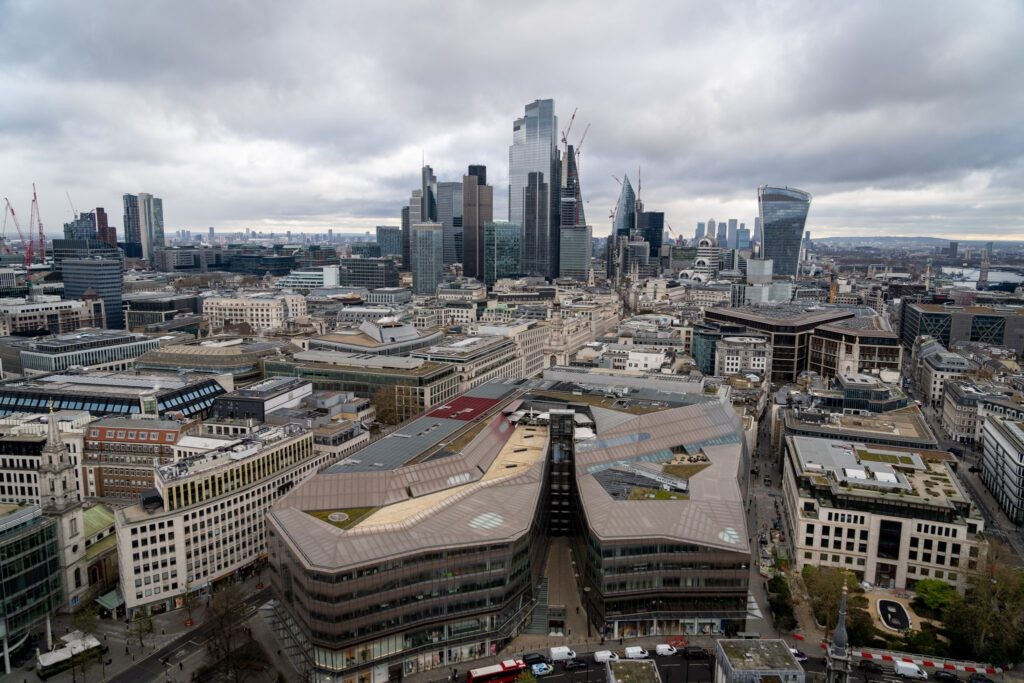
467;659;527;683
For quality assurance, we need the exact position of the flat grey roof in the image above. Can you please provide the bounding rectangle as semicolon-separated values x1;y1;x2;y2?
325;417;466;473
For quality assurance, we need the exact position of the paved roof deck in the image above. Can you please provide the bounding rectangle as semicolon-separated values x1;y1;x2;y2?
351;424;548;530
717;639;800;671
427;396;502;421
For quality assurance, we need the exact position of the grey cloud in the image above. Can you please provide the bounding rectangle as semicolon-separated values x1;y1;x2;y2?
0;0;1021;237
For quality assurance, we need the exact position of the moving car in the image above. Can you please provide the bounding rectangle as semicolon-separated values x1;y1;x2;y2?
522;653;550;666
933;671;960;683
593;651;619;663
563;659;587;671
790;648;808;663
549;647;576;663
858;661;884;674
968;675;994;683
531;663;554;677
655;644;677;656
624;647;649;659
680;646;710;659
894;662;928;680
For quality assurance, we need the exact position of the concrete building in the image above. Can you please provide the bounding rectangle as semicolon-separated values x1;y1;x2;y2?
941;381;1009;445
0;295;106;337
783;435;986;591
263;351;460;423
899;303;1024;354
2;330;182;377
411;335;520;393
309;320;443;356
704;304;861;383
114;423;329;616
715;336;772;377
278;266;341;290
980;416;1024;524
469;319;551;379
266;379;749;681
135;338;294;385
807;316;902;379
203;293;307;334
921;351;977;408
714;639;804;683
210;377;313;422
82;417;190;500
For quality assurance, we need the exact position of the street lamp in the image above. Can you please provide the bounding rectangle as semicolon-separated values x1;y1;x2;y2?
582;587;592;638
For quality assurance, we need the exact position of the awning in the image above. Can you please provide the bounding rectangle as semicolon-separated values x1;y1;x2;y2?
95;587;124;610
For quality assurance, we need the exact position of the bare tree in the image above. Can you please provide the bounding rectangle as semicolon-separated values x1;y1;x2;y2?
205;582;263;683
372;386;401;426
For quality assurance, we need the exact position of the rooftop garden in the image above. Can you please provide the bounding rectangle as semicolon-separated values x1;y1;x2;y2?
307;507;377;529
628;486;689;501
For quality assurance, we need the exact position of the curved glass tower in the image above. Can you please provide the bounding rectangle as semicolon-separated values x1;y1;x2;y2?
758;185;812;277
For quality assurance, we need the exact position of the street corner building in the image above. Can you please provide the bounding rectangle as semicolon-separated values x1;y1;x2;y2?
265;377;754;682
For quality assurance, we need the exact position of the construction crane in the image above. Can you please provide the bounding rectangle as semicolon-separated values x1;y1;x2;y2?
611;175;622;186
560;107;577;150
574;123;590;165
31;184;45;264
3;198;32;266
66;191;77;219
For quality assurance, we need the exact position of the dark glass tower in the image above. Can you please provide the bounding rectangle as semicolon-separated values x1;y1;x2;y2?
462;165;493;280
758;185;811;277
638;211;664;258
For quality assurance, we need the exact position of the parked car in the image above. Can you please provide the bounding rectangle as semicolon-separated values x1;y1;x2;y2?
531;663;555;677
655;644;677;656
859;661;884;674
594;651;620;663
624;647;649;660
968;675;993;683
549;647;576;662
680;646;710;659
563;659;588;671
933;671;961;683
790;648;808;663
894;662;928;680
522;653;550;666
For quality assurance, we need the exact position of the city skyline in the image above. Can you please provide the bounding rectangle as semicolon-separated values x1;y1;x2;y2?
1;2;1022;240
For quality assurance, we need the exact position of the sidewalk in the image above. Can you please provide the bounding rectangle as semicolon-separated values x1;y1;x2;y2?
0;572;267;683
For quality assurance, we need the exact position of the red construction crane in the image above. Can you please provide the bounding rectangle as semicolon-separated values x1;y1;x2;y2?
574;123;590;164
4;198;32;266
560;107;578;150
31;184;45;264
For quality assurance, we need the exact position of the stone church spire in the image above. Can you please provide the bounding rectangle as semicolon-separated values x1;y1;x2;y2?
825;578;852;683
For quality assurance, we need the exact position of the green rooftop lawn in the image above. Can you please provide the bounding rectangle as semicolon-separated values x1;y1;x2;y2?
857;450;915;466
662;462;710;479
308;507;377;529
628;486;689;501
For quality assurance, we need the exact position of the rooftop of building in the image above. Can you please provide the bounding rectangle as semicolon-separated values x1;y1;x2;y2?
313;320;440;349
0;503;43;537
16;330;172;354
222;376;310;400
155;423;307;483
268;377;749;572
411;335;513;360
285;349;444;376
817;315;896;334
716;639;801;671
708;303;873;324
0;372;219;397
785;405;935;445
788;435;972;512
912;303;1024;314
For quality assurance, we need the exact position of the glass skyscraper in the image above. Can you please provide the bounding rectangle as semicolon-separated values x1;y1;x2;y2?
411;223;443;295
436;181;463;266
758;185;812;277
509;99;559;279
375;225;402;257
484;221;521;287
462;165;493;280
558;225;592;281
639;211;664;258
607;176;636;277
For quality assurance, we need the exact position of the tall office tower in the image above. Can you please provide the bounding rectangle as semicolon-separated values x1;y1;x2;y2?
727;219;738;248
63;212;98;240
462;165;493;280
208;226;215;243
95;208;116;247
62;257;124;329
400;205;411;269
437;181;464;265
716;221;728;245
522;171;552;278
736;226;751;250
559;225;592;281
706;219;717;245
411;223;443;295
137;193;164;259
559;145;586;229
986;241;994;257
758;185;812;277
484;221;522;287
948;241;959;259
753;217;762;243
509;99;560;279
376;225;402;257
638;211;664;259
122;194;142;258
607;176;637;277
695;222;706;241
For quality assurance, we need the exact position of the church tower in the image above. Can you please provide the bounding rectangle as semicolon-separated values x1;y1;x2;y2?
38;408;88;612
824;580;852;683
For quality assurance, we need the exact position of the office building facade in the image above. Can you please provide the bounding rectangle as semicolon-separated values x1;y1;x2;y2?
462;165;493;280
437;182;463;266
484;221;521;287
411;223;443;296
510;99;559;279
376;226;402;258
558;225;592;281
62;258;124;329
758;186;811;277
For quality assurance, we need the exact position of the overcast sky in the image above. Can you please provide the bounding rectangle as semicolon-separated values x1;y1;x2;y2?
2;1;1022;240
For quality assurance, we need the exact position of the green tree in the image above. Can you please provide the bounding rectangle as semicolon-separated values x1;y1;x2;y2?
913;578;959;615
943;559;1024;663
801;566;875;646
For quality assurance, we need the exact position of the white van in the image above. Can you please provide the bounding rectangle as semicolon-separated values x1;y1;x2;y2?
550;647;576;662
655;644;677;656
594;651;619;663
894;662;928;680
624;647;649;659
